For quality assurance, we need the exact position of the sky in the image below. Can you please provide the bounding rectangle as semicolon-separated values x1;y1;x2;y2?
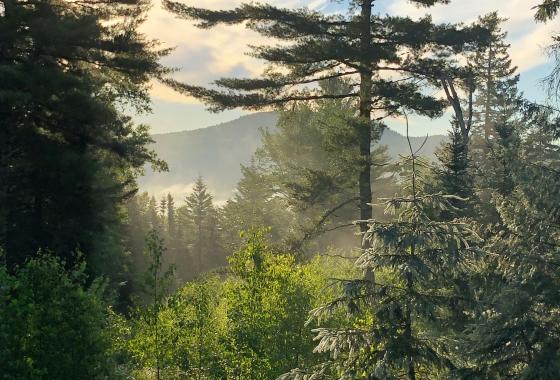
134;0;559;136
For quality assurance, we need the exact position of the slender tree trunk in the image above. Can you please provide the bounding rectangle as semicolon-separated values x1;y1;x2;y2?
405;270;415;380
198;220;202;273
359;4;376;376
358;0;373;249
405;138;417;380
484;48;494;141
154;263;161;380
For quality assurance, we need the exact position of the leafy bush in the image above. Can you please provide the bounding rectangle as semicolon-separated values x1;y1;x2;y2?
0;253;118;379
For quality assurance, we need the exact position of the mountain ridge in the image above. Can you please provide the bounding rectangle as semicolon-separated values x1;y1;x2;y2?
138;112;447;202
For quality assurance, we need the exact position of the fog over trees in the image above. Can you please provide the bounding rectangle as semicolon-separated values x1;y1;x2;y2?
1;1;560;379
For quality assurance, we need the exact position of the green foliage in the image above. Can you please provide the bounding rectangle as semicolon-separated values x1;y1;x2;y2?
113;230;353;379
125;177;226;284
295;152;479;379
163;1;482;116
2;2;560;379
455;105;560;379
223;230;318;379
534;0;560;22
431;125;475;219
0;253;117;379
470;12;520;144
221;162;292;248
0;0;168;283
182;177;224;273
113;275;227;379
163;0;488;244
242;80;398;253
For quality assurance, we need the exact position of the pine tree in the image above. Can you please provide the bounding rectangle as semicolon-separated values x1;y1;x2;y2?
184;177;223;274
222;162;291;248
0;0;169;270
460;12;522;224
470;12;520;143
533;1;560;99
432;125;475;219
148;196;161;230
167;193;176;240
285;122;480;379
448;102;560;378
159;197;168;220
163;0;487;250
253;80;398;252
534;0;560;21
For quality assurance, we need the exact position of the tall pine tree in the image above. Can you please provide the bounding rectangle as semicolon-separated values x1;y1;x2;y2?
284;118;480;379
183;177;223;275
470;12;520;144
0;0;169;271
163;0;487;252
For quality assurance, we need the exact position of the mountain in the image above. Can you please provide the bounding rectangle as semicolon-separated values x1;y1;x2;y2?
138;112;446;202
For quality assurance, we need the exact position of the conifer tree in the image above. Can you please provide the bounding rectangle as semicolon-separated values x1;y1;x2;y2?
533;1;560;98
167;193;176;240
148;196;161;230
159;197;168;220
163;0;487;249
285;119;479;379
459;109;560;378
222;162;291;247
253;79;398;252
184;177;223;274
432;125;475;219
534;0;560;21
0;0;169;269
470;12;520;143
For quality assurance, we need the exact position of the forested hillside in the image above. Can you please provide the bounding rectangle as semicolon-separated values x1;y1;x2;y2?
139;112;446;200
2;1;560;380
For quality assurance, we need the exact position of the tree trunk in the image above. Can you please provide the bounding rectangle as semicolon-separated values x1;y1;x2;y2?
484;48;494;141
358;0;373;249
405;270;416;380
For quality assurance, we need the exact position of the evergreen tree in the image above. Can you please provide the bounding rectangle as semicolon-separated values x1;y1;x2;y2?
0;253;117;379
460;12;522;225
184;177;223;274
432;125;475;219
163;0;487;249
221;162;292;248
253;83;398;253
286;124;479;379
0;0;169;272
148;196;161;230
167;193;176;240
159;197;168;220
469;12;520;148
460;132;560;378
534;0;560;21
533;1;560;99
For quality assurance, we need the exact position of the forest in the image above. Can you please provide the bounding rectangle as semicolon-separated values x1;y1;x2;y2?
1;0;560;379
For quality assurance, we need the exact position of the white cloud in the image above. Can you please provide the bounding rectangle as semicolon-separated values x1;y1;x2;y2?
142;0;329;104
143;0;557;105
383;0;555;72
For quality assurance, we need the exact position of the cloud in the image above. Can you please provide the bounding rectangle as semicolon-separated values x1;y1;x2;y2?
382;0;555;72
142;0;556;107
141;0;331;104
